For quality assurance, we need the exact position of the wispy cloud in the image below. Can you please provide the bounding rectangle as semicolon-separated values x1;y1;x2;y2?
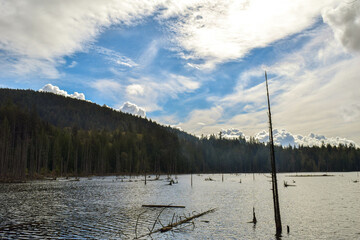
137;39;162;68
0;56;61;79
177;106;224;134
0;0;159;77
160;0;341;69
90;79;123;102
0;0;345;78
94;46;138;68
67;61;78;68
90;72;201;112
176;20;360;144
123;73;201;112
126;84;144;96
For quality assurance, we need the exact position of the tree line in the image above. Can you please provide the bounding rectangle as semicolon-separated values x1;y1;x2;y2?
0;89;359;181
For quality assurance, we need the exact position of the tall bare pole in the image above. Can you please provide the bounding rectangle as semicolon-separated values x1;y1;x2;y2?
265;71;282;236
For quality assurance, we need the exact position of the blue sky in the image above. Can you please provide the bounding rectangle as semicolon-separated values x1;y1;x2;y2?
0;0;359;146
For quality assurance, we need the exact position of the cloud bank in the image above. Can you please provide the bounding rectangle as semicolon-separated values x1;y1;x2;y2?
221;128;245;140
221;128;357;148
39;84;85;100
119;101;146;117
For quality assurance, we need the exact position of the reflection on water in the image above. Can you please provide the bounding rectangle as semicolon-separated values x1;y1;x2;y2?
1;173;360;239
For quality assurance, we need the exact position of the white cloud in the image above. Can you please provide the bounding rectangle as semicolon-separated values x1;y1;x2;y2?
68;61;77;68
126;84;144;96
255;129;296;147
221;128;245;139
70;92;86;100
39;83;85;100
177;106;223;133
176;74;201;90
0;0;158;77
119;101;146;117
322;1;360;52
160;0;341;69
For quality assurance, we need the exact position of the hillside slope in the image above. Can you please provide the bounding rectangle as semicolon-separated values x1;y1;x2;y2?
0;88;168;132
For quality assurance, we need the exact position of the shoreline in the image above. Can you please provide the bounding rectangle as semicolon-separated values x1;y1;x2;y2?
1;171;356;183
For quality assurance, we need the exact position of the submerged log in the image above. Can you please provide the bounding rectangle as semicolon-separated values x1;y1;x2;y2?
284;181;296;187
135;208;216;239
157;208;216;233
285;174;334;177
142;204;185;208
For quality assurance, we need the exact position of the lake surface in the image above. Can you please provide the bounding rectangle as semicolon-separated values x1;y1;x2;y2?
1;173;359;239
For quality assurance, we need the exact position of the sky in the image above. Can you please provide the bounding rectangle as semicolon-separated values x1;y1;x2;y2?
0;0;359;147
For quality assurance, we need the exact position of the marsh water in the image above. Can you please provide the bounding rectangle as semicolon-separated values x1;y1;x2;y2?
1;173;359;239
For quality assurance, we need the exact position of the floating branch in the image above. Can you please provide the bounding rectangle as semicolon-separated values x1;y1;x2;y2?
204;177;214;181
135;208;216;239
157;208;216;233
283;181;296;187
142;205;185;208
285;174;334;177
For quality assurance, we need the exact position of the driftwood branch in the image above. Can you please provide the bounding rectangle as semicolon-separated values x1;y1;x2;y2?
135;210;147;239
142;204;185;208
158;208;216;233
135;208;216;239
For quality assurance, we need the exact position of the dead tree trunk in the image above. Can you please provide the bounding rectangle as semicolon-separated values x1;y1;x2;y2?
265;71;282;236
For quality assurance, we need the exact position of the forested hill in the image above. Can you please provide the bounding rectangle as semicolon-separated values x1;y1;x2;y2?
0;88;359;181
0;88;177;133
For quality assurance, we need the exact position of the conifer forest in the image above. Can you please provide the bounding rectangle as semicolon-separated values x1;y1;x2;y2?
0;89;359;181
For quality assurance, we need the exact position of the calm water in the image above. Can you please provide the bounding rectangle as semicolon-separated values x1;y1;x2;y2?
1;173;359;239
